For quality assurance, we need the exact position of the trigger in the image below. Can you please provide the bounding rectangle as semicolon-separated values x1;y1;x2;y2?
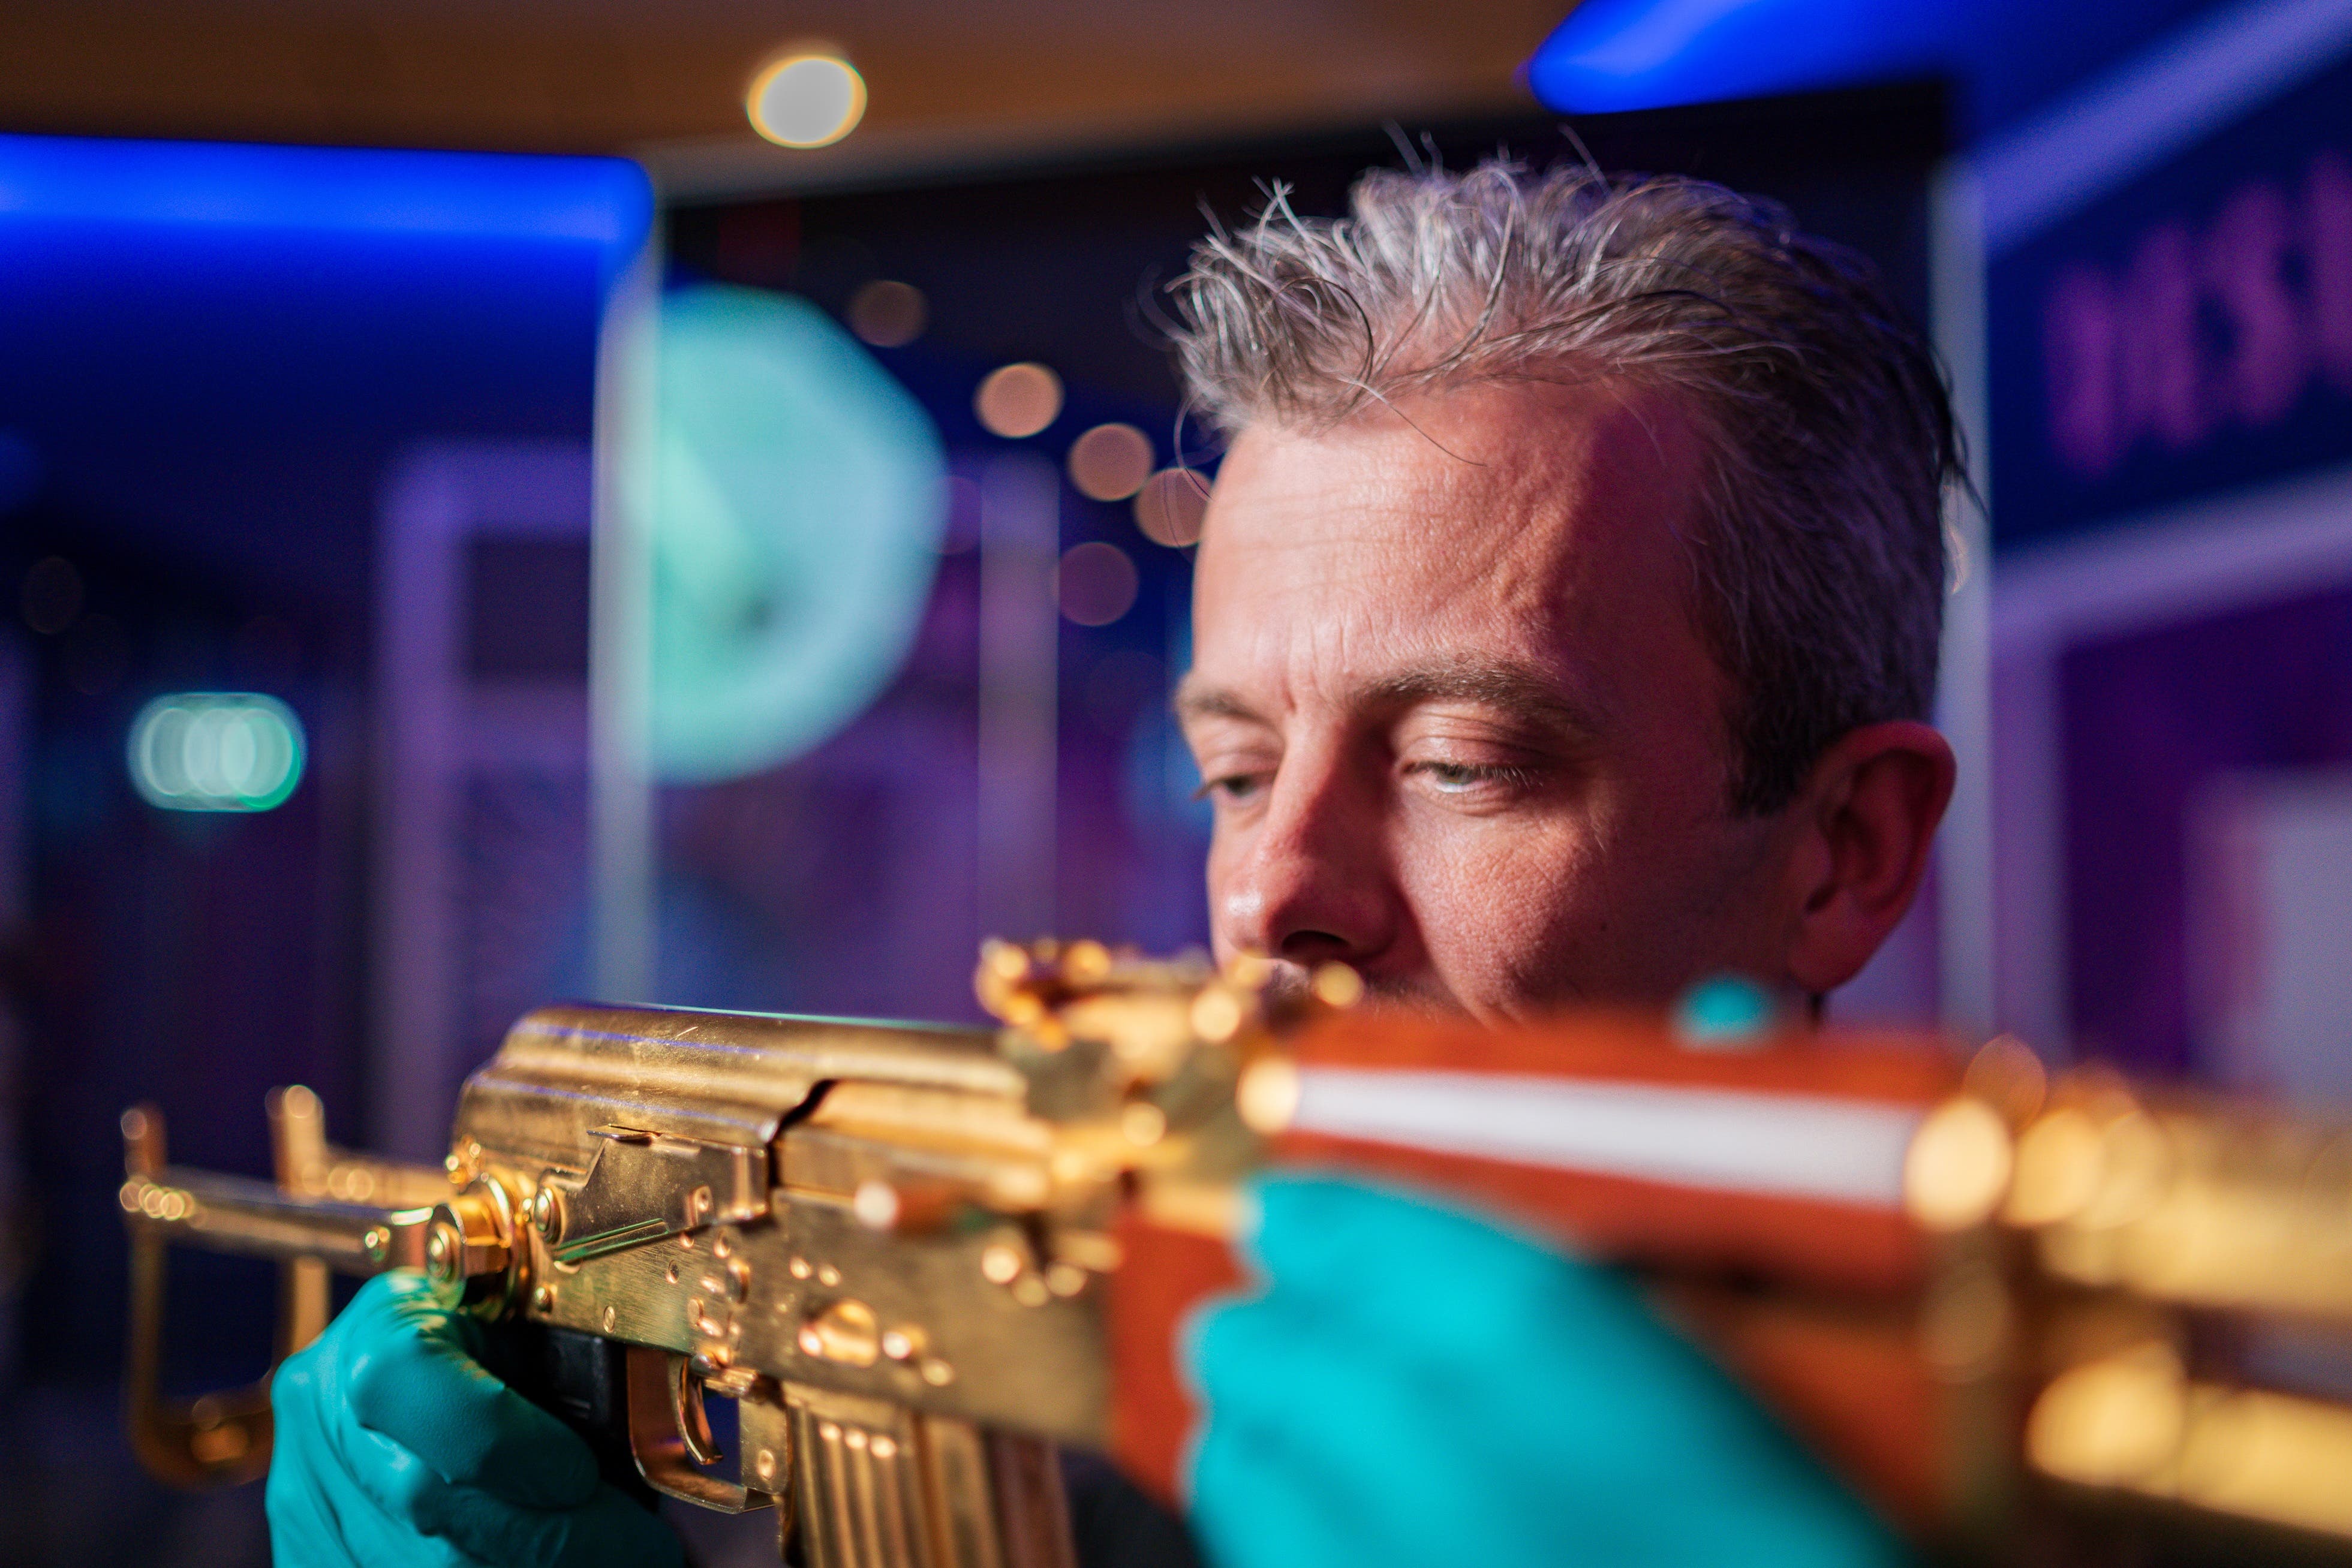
673;1354;721;1467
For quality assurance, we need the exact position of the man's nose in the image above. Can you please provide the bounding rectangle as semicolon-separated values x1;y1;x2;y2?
1214;750;1398;968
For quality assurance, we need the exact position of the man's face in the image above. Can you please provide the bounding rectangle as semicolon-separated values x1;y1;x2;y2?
1180;378;1798;1021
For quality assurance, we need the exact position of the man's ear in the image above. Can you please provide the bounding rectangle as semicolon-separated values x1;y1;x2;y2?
1779;720;1956;995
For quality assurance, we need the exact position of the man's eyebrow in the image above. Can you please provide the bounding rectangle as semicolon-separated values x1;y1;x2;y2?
1174;660;1604;739
1361;658;1605;741
1172;676;1263;725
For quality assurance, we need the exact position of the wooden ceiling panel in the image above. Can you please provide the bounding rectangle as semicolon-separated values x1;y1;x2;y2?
0;0;1557;192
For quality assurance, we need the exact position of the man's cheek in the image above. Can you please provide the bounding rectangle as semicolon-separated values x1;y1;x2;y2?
1397;831;1587;994
1401;841;1552;964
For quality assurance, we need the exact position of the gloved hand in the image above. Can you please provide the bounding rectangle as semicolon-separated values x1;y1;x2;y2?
1183;1174;1905;1568
267;1272;684;1568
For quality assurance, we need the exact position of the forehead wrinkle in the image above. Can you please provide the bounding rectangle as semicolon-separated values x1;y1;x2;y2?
1172;670;1262;725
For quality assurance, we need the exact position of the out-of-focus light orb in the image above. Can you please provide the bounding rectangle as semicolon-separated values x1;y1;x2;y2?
129;693;305;812
1056;542;1139;627
648;284;946;783
1067;423;1154;501
20;555;82;634
848;279;927;347
747;54;867;149
975;362;1063;438
1133;467;1210;547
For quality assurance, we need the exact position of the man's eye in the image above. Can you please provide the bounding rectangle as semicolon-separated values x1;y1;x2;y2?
1194;772;1267;803
1407;760;1536;795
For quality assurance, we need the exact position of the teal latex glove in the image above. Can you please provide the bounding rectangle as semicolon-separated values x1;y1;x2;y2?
267;1272;684;1568
1184;1174;1905;1568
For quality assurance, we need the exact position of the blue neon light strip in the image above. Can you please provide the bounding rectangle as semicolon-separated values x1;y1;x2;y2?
1525;0;1963;115
0;134;651;255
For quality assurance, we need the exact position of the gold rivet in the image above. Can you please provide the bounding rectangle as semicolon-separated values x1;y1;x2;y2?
1310;962;1364;1008
789;1256;813;1280
533;1284;555;1312
2007;1107;2106;1227
980;1244;1022;1284
1903;1098;2014;1230
756;1448;777;1480
871;1435;898;1460
1012;1275;1050;1307
1236;1057;1303;1135
919;1358;954;1386
603;1306;617;1331
816;1264;841;1288
1045;1262;1087;1297
2025;1345;2187;1486
666;1263;680;1284
1120;1103;1168;1146
801;1299;880;1367
1190;988;1244;1043
853;1181;901;1231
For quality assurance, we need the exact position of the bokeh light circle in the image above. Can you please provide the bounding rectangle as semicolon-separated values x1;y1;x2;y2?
1133;467;1210;547
848;279;927;347
747;55;868;149
20;554;81;634
1067;423;1154;501
646;284;947;783
128;693;306;812
975;363;1063;438
1056;542;1139;627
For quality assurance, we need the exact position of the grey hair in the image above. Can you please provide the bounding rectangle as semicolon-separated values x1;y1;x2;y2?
1169;161;1958;815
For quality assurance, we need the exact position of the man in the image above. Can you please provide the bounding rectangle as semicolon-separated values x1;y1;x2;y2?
268;162;1956;1567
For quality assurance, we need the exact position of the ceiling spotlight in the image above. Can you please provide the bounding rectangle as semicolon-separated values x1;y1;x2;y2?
747;54;867;149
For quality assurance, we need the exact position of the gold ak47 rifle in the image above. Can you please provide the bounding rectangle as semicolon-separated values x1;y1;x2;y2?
121;941;2352;1565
